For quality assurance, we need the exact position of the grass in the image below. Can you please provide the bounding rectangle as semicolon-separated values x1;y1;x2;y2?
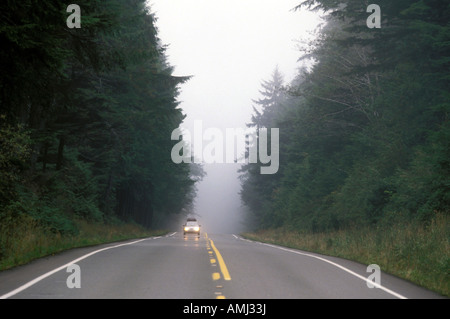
242;213;449;297
0;216;167;271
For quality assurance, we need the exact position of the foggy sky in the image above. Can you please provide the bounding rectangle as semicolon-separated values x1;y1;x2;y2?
149;0;322;233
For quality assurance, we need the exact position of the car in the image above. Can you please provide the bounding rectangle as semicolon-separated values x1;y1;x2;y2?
183;220;201;236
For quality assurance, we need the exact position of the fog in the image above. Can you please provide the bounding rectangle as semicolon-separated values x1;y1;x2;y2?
192;164;248;234
149;0;322;233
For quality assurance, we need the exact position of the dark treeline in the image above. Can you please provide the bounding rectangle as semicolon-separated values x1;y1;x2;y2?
0;0;199;239
240;0;449;231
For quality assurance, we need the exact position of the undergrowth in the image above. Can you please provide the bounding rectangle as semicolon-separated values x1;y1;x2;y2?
0;215;166;271
242;213;449;297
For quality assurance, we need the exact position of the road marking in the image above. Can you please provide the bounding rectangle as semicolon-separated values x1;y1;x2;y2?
232;234;407;299
214;291;225;299
205;233;228;299
0;236;161;299
208;238;231;281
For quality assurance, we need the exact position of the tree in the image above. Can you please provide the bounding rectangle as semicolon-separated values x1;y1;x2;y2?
240;67;289;227
0;0;198;234
241;0;449;231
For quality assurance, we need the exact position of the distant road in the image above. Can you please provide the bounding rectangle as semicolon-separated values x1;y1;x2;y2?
0;232;444;299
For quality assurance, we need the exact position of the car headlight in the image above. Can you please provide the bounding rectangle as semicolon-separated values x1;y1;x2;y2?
194;226;200;232
184;227;189;231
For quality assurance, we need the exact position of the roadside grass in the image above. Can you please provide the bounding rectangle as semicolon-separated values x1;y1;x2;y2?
0;216;166;271
242;213;449;297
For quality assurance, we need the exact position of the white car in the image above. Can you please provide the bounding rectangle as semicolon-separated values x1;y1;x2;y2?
183;219;201;236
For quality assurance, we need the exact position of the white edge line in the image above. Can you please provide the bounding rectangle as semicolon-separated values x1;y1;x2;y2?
0;236;159;299
232;234;408;299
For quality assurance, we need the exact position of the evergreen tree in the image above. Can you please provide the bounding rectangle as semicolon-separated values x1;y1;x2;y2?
0;0;199;235
241;0;449;230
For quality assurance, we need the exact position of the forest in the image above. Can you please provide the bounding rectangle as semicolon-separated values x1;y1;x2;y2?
0;0;448;296
240;0;449;232
0;0;200;265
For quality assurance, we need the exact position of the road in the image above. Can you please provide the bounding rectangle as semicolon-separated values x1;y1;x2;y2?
0;232;444;299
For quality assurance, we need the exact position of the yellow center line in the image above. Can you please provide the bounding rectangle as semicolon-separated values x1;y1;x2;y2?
208;238;231;281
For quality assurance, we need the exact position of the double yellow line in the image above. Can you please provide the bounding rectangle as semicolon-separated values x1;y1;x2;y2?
205;233;231;281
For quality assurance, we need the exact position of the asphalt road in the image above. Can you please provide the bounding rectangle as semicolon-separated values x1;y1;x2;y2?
0;232;444;299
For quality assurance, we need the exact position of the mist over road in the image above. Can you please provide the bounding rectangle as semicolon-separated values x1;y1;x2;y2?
0;232;442;299
194;164;251;234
